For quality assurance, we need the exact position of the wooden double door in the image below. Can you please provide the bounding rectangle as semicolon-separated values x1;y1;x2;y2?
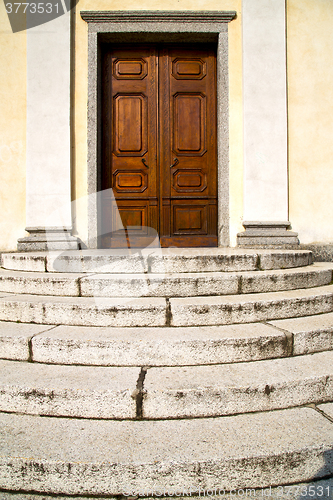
101;44;217;248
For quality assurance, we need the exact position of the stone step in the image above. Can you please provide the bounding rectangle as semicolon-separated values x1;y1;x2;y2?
0;352;332;419
0;285;333;327
170;284;333;327
1;312;333;366
0;359;139;419
142;351;333;418
2;480;333;500
0;294;167;327
1;248;313;274
0;264;330;297
0;407;332;495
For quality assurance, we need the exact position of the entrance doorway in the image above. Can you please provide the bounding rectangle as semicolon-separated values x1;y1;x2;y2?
101;44;217;248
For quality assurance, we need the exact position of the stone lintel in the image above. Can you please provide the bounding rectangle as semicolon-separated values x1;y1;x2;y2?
80;11;237;24
237;221;299;248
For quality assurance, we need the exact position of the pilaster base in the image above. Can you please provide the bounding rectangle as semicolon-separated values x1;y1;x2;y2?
17;228;80;252
237;222;299;248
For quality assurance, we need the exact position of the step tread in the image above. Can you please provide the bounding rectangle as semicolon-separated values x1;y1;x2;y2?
0;407;332;494
0;284;332;305
0;263;328;279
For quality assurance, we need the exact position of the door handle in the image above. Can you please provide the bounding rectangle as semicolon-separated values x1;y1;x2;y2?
141;158;149;169
170;158;179;168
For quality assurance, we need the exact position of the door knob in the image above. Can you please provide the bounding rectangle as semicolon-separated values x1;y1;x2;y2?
141;158;149;169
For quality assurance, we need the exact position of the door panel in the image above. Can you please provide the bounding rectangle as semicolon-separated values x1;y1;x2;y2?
159;46;217;247
101;46;158;248
101;45;217;248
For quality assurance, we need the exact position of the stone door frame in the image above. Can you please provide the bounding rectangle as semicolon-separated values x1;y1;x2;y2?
81;11;236;248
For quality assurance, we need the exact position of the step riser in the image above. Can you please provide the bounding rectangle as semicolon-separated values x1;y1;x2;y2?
31;329;288;366
0;387;136;419
0;268;331;297
170;292;333;327
0;274;82;297
143;352;333;419
143;379;333;419
0;299;167;327
77;268;333;298
0;360;139;420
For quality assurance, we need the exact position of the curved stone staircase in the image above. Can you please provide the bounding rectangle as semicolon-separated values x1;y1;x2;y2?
0;248;333;498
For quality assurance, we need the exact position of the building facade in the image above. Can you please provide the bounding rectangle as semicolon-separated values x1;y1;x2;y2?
1;0;333;253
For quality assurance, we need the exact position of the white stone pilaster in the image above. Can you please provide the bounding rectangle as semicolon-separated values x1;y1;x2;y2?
18;11;78;250
238;0;298;247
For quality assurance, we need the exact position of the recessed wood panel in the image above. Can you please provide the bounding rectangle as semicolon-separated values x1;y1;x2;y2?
114;170;148;193
172;169;207;193
172;58;206;80
178;173;201;187
173;205;208;234
118;174;142;188
114;206;147;231
113;58;148;79
173;94;206;155
113;94;147;156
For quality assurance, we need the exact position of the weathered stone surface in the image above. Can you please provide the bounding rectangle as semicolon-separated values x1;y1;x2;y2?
0;295;166;327
1;477;333;499
239;264;332;294
1;252;46;272
79;265;331;298
143;351;333;418
31;323;288;366
0;494;116;499
258;250;312;270
170;286;333;327
80;272;239;298
269;312;333;355
0;360;138;418
0;270;83;296
0;322;55;361
46;249;148;274
148;248;259;273
301;242;333;262
149;249;311;273
1;249;313;274
0;408;332;494
0;265;329;299
318;402;333;420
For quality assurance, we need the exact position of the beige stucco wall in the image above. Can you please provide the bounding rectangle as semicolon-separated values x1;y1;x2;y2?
287;0;333;244
0;3;26;251
73;0;243;247
6;1;332;250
